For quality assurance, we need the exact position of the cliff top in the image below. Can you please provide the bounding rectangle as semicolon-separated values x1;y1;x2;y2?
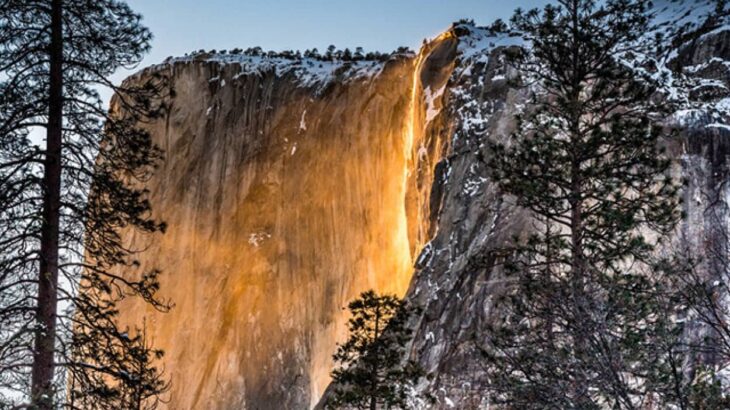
128;45;417;91
127;0;729;126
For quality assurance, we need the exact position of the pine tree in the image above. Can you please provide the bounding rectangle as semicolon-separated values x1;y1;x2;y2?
326;45;336;61
482;0;688;408
68;318;169;409
326;290;422;410
354;47;364;61
0;0;170;407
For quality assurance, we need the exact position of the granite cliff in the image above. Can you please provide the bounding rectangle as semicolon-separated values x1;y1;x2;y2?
116;48;436;409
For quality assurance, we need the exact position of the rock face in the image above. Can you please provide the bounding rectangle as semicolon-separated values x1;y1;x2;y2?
115;1;730;408
116;56;428;409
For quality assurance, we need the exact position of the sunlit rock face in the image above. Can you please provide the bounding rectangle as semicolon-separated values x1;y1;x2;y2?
115;1;730;408
116;55;436;409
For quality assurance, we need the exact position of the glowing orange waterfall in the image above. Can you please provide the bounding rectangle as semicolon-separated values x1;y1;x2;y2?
403;30;456;260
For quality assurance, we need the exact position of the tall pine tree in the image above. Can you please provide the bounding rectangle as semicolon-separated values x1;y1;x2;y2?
326;291;423;410
0;0;170;407
482;0;688;407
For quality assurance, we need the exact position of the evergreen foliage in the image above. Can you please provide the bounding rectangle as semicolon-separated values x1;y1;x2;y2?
0;0;170;407
482;0;693;408
68;318;168;409
187;45;405;63
684;367;730;409
326;290;422;410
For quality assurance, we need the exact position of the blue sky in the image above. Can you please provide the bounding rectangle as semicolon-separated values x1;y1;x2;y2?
119;0;549;78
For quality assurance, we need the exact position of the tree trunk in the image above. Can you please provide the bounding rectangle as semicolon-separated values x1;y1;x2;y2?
31;0;63;407
567;1;590;405
570;154;588;404
370;305;380;410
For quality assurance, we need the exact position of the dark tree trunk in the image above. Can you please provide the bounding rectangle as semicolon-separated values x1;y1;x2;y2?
370;306;381;410
570;152;588;404
567;1;590;405
31;0;63;407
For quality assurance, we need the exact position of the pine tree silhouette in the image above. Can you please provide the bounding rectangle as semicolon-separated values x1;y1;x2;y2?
326;291;423;410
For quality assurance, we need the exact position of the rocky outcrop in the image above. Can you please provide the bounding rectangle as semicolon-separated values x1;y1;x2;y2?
114;1;730;408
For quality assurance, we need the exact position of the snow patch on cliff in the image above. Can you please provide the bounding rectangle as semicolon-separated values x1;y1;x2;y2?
299;110;307;132
424;85;446;124
248;232;271;248
651;0;723;45
454;24;525;61
150;53;388;91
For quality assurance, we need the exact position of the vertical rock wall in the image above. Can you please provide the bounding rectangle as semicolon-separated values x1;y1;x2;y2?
115;56;429;409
